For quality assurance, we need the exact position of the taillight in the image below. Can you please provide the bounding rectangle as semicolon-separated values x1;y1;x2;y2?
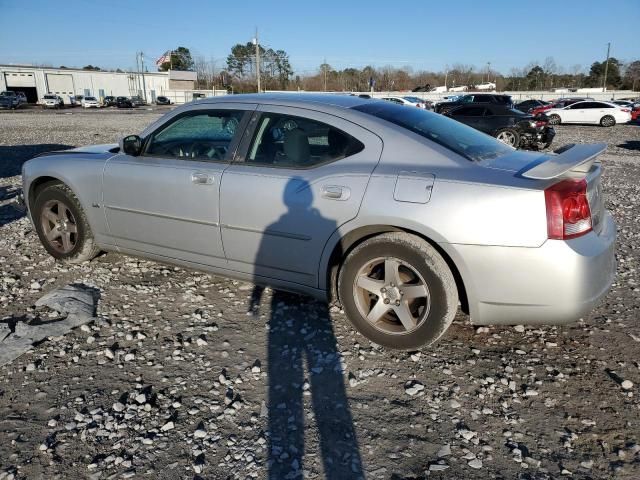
544;178;592;240
535;120;547;127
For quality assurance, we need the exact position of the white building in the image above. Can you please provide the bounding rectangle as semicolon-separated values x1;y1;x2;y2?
0;64;210;104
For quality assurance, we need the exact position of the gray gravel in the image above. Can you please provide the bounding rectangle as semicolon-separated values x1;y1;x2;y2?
1;109;639;479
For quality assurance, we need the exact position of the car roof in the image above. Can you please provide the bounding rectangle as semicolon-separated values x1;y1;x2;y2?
199;93;371;110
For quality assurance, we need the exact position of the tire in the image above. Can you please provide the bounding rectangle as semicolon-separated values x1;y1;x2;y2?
33;183;100;263
495;128;520;147
338;232;458;350
548;114;561;125
600;115;616;127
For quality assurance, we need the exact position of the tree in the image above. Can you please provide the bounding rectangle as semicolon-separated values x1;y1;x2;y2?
623;60;640;91
82;65;101;71
585;58;622;88
226;42;256;78
158;47;194;71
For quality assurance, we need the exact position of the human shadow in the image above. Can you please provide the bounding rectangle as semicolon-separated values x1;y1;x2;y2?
0;144;73;178
617;140;640;151
249;177;364;479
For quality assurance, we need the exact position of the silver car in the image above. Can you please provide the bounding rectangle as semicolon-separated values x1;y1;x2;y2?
20;94;616;350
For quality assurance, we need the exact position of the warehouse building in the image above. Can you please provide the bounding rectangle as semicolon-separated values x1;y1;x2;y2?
0;64;201;104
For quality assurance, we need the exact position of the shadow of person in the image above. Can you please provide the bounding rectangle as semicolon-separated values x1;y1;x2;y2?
249;177;364;479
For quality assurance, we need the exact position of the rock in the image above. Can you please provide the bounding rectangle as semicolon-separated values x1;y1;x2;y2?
449;399;461;409
112;402;125;412
405;381;424;396
161;421;175;431
194;428;207;439
621;380;633;390
437;444;451;458
468;459;483;469
514;325;525;332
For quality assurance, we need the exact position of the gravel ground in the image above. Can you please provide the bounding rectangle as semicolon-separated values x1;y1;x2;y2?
0;110;639;480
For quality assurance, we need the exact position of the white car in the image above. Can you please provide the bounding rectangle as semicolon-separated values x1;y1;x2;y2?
81;96;100;108
42;94;64;109
381;96;431;110
546;100;631;127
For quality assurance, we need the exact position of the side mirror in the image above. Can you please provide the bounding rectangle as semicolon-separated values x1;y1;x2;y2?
121;135;143;156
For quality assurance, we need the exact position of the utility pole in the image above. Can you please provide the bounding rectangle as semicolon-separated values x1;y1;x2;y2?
135;52;142;95
323;57;327;92
602;42;611;92
486;62;491;84
254;28;261;93
140;52;147;103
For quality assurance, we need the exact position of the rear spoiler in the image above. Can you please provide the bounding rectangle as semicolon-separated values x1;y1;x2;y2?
519;143;607;180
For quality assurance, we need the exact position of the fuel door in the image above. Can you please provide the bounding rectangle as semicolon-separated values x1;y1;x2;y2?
393;172;435;204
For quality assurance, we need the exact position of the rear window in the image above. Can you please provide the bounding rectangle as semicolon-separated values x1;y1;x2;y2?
354;101;513;162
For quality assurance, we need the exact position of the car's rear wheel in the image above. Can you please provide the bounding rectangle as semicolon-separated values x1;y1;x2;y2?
548;114;561;125
600;115;616;127
33;183;100;263
495;128;520;147
338;232;458;350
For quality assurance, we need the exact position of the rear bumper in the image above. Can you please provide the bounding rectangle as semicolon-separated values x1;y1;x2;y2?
442;212;616;325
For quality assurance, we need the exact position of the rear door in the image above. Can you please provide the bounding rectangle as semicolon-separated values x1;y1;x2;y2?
219;106;383;287
102;103;255;267
450;106;487;132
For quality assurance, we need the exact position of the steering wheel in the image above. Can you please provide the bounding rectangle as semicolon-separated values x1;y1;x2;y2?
189;141;225;160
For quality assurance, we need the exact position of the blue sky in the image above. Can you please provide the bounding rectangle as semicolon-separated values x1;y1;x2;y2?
0;0;637;75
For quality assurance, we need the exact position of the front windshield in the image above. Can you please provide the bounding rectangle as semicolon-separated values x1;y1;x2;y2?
403;96;422;103
354;101;513;162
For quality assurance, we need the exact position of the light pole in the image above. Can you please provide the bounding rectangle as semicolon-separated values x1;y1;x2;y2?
602;42;611;92
253;28;261;93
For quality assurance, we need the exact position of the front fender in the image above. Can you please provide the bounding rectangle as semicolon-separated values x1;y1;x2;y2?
22;154;112;246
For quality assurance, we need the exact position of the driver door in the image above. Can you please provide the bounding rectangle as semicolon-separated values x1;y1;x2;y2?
102;103;255;267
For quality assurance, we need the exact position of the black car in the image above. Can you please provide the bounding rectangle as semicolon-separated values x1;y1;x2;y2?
445;104;555;150
130;95;146;106
514;99;548;113
116;96;135;108
155;96;171;105
103;96;117;107
434;93;513;114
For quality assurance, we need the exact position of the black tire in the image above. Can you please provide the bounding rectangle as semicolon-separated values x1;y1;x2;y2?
338;232;458;350
494;128;521;147
548;114;561;125
33;183;100;263
600;115;616;127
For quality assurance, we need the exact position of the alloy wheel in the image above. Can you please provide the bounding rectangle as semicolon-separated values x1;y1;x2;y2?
353;257;431;335
40;199;78;253
496;130;517;146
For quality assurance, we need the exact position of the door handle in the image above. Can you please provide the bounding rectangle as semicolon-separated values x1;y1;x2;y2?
191;172;214;185
321;185;350;201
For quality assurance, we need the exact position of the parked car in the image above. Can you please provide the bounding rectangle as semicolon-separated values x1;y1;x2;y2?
16;92;27;106
74;95;84;105
42;94;64;109
103;96;117;107
445;104;555;149
514;99;548;113
155;96;171;105
546;100;632;127
529;98;593;116
381;96;431;110
0;91;20;109
20;94;616;350
130;96;146;106
116;96;135;108
433;94;513;114
81;96;100;108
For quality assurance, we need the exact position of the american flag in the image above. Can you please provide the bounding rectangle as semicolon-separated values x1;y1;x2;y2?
155;51;171;67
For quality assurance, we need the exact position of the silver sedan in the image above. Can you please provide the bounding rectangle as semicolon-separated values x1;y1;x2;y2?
20;93;616;350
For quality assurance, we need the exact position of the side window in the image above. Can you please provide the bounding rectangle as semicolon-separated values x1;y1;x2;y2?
455;106;485;116
244;113;364;168
569;102;586;109
460;96;473;104
145;110;245;161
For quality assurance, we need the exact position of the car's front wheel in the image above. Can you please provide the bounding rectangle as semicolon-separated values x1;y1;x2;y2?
33;183;100;263
338;232;458;350
600;115;616;127
495;128;520;147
